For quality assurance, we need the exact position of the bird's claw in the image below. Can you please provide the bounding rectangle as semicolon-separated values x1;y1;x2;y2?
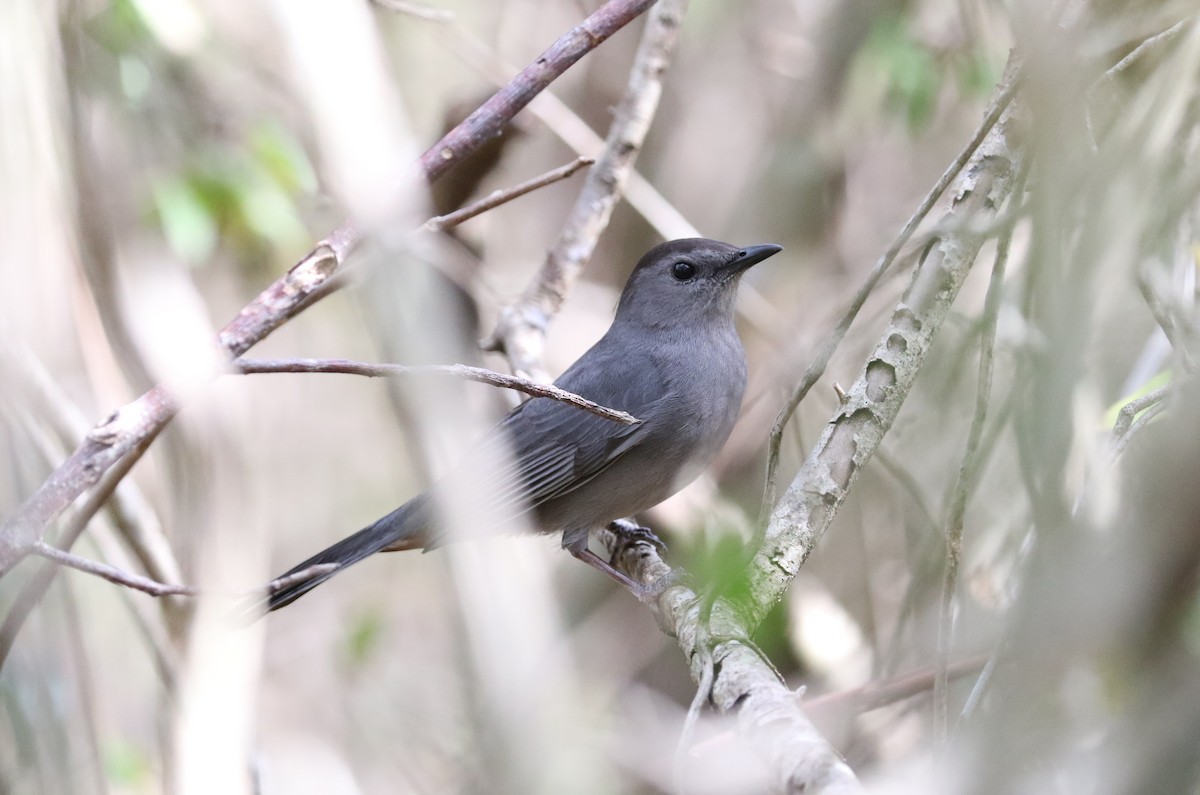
607;518;668;557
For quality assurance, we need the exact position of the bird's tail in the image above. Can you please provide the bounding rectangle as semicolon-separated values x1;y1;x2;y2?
246;495;432;618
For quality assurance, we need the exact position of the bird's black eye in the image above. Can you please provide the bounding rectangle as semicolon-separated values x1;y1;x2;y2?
670;261;696;281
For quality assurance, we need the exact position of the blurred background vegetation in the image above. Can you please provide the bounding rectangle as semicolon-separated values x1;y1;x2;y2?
3;0;1200;793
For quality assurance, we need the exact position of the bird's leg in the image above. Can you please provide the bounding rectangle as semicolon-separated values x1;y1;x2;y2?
566;535;667;603
565;523;680;605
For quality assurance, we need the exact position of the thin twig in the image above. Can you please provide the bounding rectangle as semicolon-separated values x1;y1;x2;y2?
1137;266;1196;371
370;0;454;22
1111;385;1170;441
878;389;1018;679
32;541;201;597
0;342;187;611
0;0;657;574
434;19;697;242
423;156;594;231
758;65;1023;529
806;655;989;716
934;209;1015;747
0;432;160;670
483;0;691;379
27;542;340;601
6;408;183;683
1111;394;1170;458
1106;19;1188;79
231;357;640;424
431;15;790;340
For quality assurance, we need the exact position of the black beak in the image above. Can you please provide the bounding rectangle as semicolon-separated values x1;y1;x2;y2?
724;244;783;274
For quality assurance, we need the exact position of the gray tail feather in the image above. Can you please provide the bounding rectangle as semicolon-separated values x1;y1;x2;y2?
241;495;430;619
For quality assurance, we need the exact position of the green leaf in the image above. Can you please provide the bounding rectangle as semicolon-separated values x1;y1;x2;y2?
152;176;218;265
247;122;317;195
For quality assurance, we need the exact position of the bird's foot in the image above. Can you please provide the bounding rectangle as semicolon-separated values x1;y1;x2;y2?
606;518;668;558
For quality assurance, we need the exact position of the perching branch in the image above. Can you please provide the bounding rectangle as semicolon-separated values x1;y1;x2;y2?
232;357;640;425
484;0;691;380
598;64;1024;783
0;0;657;575
598;529;864;794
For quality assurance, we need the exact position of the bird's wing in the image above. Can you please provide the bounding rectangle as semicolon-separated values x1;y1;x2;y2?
470;346;666;518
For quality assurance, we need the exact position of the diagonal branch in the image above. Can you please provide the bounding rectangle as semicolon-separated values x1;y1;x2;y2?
0;0;658;575
483;0;691;380
601;55;1026;795
232;357;640;424
29;541;338;601
424;156;593;231
934;206;1016;744
600;530;864;794
31;541;203;597
747;57;1024;629
758;68;1022;527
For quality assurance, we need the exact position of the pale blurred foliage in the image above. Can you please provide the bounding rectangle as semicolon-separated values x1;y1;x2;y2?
2;0;1200;793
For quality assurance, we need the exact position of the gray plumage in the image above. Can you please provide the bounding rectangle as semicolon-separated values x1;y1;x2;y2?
263;238;781;612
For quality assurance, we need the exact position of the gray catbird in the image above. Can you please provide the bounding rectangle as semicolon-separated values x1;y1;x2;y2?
262;238;781;612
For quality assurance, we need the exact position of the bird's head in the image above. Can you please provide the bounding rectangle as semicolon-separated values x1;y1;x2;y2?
614;238;782;329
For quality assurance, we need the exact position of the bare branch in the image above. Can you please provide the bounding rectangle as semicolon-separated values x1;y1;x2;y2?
1137;266;1196;371
0;431;159;669
1111;386;1171;459
232;357;640;425
1106;19;1189;80
758;63;1023;526
484;0;690;379
1112;385;1170;441
424;157;593;231
806;655;989;717
414;0;657;187
27;542;339;602
935;210;1016;744
0;0;657;574
597;528;864;794
32;541;201;597
435;20;698;241
747;57;1025;629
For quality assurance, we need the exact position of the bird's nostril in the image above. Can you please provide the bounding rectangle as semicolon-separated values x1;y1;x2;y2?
737;250;747;257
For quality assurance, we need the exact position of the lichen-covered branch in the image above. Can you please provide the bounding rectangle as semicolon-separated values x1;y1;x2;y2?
600;530;864;794
600;60;1025;794
747;75;1023;629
